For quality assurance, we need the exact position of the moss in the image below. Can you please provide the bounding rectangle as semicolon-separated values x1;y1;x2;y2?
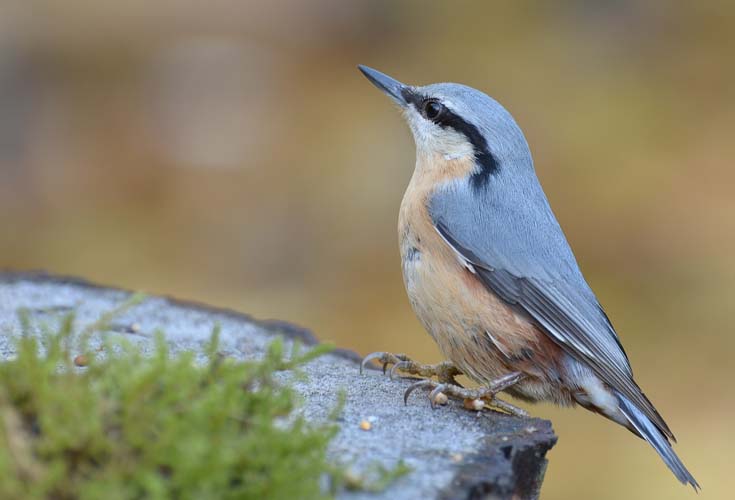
0;300;344;500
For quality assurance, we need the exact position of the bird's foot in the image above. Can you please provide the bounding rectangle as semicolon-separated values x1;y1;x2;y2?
403;372;529;417
360;351;461;385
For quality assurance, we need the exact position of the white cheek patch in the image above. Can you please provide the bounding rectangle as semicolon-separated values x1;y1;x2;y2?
434;127;474;158
404;107;474;160
404;107;435;148
443;151;466;161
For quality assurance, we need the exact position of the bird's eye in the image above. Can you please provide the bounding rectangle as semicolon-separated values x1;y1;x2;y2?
422;100;444;121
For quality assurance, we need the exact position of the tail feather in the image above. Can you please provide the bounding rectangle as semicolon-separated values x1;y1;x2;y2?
617;393;699;491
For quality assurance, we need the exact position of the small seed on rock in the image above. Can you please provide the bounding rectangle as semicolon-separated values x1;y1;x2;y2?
359;420;372;431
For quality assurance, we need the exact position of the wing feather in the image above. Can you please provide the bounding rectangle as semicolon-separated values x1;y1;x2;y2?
431;190;674;440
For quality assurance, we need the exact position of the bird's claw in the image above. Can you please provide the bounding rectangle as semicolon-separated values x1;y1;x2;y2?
389;360;410;380
403;379;436;406
360;352;526;416
360;351;461;384
359;352;409;375
404;379;484;410
403;373;529;417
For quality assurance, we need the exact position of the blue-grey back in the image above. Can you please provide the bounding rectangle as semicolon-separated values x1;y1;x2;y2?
423;86;634;380
419;81;594;283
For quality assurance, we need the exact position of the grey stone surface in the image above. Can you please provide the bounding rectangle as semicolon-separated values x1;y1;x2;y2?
0;272;556;499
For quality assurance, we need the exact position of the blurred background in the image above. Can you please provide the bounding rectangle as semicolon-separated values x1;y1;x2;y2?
1;1;732;497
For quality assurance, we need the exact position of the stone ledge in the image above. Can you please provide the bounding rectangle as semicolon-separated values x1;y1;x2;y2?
0;271;556;500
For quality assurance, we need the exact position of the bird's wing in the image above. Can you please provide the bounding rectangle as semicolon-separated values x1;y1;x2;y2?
429;182;674;440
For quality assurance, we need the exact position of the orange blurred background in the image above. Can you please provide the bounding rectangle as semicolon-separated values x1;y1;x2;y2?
1;2;732;498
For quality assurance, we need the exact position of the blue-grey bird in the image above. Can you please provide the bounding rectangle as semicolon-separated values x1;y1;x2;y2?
357;65;698;489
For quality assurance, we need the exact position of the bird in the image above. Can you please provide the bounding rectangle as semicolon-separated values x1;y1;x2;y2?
357;64;698;490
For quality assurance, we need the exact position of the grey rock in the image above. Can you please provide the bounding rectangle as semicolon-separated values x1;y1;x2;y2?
0;271;556;499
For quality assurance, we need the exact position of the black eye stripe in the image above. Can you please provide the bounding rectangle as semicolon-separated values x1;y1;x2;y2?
400;88;499;188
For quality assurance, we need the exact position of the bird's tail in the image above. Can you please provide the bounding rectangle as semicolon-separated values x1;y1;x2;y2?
616;392;699;491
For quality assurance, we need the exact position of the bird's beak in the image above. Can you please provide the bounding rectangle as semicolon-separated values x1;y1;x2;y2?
358;65;408;107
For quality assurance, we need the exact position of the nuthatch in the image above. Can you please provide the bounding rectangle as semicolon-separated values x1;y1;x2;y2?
357;65;698;489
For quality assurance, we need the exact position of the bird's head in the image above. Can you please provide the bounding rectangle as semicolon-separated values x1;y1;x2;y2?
358;65;534;188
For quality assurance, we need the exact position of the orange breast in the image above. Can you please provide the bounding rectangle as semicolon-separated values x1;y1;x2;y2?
398;153;567;398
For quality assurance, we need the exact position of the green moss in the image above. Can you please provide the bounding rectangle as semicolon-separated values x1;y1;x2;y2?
0;301;341;500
